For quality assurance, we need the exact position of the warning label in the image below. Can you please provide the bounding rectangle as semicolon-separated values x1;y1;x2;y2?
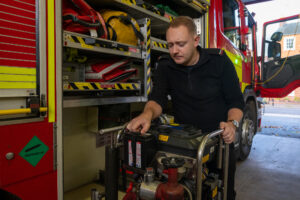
19;136;49;167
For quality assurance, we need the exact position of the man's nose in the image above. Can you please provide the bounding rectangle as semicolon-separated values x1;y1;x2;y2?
171;45;178;54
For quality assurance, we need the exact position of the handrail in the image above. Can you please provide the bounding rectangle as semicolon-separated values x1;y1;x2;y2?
0;107;48;116
196;129;229;200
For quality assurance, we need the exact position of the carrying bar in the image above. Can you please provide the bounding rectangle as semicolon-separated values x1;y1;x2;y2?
98;125;126;134
98;124;128;148
196;129;229;200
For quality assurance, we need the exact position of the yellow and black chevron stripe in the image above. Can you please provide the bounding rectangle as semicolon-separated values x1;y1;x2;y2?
145;19;151;95
167;15;175;21
66;34;129;52
152;41;168;50
64;82;140;91
121;0;137;6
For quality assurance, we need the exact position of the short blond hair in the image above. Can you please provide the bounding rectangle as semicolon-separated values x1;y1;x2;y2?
167;16;197;35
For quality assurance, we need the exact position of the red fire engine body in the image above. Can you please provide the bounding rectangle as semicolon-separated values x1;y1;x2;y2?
0;0;299;199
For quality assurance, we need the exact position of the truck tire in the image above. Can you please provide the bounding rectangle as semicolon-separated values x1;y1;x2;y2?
0;189;21;200
238;101;256;160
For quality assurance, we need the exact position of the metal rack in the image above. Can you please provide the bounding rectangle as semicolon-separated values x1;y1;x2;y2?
63;29;147;107
172;0;209;13
63;82;141;92
150;37;169;53
63;31;142;59
63;96;147;108
88;0;173;35
62;0;209;107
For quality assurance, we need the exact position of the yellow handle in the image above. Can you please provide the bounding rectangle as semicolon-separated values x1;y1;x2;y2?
0;107;48;116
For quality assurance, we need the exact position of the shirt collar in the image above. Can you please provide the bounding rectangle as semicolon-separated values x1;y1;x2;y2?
167;46;211;71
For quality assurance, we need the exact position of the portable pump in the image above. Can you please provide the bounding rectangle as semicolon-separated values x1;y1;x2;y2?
120;124;229;200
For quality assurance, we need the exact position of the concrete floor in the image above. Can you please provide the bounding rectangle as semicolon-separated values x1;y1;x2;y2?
235;134;300;200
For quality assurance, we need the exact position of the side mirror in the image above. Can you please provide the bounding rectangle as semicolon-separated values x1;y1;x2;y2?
268;41;281;59
271;32;283;42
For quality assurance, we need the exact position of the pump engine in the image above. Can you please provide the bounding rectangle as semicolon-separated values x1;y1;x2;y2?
121;124;228;200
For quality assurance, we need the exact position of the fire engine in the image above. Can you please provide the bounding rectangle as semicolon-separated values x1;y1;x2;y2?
0;0;299;199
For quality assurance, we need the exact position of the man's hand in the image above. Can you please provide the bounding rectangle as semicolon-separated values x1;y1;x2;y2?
126;112;152;134
127;101;162;134
219;121;236;144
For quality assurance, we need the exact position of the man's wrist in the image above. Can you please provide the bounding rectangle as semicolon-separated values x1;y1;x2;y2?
142;110;154;121
227;119;239;129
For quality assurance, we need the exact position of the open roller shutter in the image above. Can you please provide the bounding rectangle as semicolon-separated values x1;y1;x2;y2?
0;0;37;97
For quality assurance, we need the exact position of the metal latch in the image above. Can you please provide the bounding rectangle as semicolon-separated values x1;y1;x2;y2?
26;95;47;116
26;96;40;114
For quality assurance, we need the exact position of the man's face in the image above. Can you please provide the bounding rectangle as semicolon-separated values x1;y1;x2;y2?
166;25;199;66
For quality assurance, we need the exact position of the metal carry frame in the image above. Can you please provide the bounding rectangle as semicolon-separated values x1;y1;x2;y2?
196;129;229;200
99;126;229;200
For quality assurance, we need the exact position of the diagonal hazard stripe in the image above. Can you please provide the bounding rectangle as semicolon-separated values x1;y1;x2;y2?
71;35;78;43
90;82;98;89
69;82;78;89
132;83;137;90
117;83;123;90
65;82;140;91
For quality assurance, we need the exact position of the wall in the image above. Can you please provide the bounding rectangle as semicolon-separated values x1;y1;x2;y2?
280;34;300;58
63;107;105;192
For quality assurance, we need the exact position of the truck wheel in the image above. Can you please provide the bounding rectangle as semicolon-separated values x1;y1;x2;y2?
0;189;21;200
238;101;256;160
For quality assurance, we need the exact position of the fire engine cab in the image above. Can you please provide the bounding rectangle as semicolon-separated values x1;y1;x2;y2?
0;0;299;199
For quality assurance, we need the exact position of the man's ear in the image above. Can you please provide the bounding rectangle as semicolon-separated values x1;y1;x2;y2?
194;35;200;47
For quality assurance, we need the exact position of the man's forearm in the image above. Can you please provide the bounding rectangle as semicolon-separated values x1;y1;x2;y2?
143;100;163;120
227;108;243;122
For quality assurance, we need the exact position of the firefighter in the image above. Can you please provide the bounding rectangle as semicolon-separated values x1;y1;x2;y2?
127;16;244;200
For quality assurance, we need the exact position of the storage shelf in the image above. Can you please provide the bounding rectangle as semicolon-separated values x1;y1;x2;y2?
63;81;145;107
87;0;208;34
88;0;173;35
63;31;142;59
63;82;141;92
173;0;208;13
150;37;169;53
63;96;147;108
62;0;207;107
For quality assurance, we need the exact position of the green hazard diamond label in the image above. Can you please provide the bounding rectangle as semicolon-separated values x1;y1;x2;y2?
19;136;49;167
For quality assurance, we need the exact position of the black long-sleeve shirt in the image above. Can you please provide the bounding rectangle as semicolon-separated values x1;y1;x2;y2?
149;46;245;132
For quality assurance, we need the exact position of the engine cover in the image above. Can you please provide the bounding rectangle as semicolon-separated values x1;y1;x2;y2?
123;124;218;171
149;124;218;158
